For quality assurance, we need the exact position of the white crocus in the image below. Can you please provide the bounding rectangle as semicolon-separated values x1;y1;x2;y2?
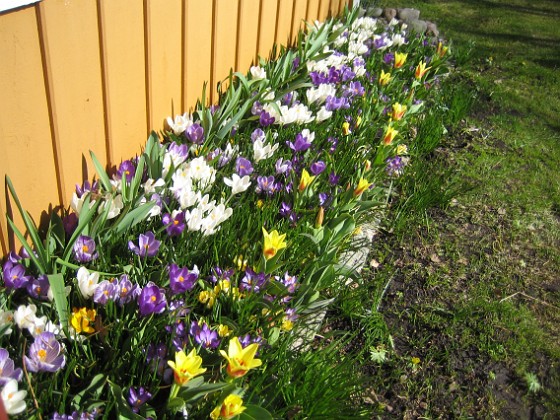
1;380;27;415
99;194;124;219
253;139;279;162
316;106;333;122
77;266;99;299
306;83;337;105
0;310;14;335
142;178;165;194
250;65;267;80
47;285;71;302
166;113;193;135
71;192;96;216
224;174;251;195
14;304;38;332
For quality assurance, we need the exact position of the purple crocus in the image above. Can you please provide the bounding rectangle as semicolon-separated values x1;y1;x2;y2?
275;158;292;175
127;386;152;413
192;322;220;349
235;157;254;176
73;235;99;263
207;266;234;284
240;268;269;293
162;212;186;237
386;156;407;177
93;280;118;305
167;141;190;164
0;348;23;386
115;275;140;305
24;332;66;373
259;111;275;127
26;275;50;300
75;180;99;198
251;101;263;116
251;128;266;143
128;232;161;258
2;260;31;289
328;171;341;185
256;175;277;195
168;263;199;295
138;282;167;316
325;95;350;111
318;192;330;207
286;133;312;152
117;160;136;183
185;123;204;144
310;161;326;176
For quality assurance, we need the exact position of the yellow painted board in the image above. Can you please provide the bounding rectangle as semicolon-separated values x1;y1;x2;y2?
291;0;308;42
146;0;183;130
38;0;107;206
306;0;321;24
213;0;239;98
98;0;148;167
184;0;213;110
275;0;293;48
236;0;260;72
0;6;60;255
318;0;330;21
257;0;278;62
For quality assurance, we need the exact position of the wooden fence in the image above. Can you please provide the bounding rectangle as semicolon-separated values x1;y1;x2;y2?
0;0;353;257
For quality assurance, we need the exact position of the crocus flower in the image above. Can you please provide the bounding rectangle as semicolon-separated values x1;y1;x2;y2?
127;386;152;413
310;161;326;176
342;121;351;136
235;157;254;176
262;227;287;260
26;275;50;300
73;235;99;263
394;52;408;68
1;379;27;415
391;103;407;121
415;61;432;79
93;280;118;305
256;175;277;195
259;111;275;127
192;323;220;349
138;282;167;316
128;231;161;257
436;41;449;58
382;125;398;145
298;169;315;192
386;155;407;177
77;266;99;299
70;307;96;334
0;349;23;386
240;268;268;293
223;173;251;195
219;336;262;378
24;332;66;373
115;274;140;305
378;70;392;86
162;211;186;237
117;160;136;183
2;261;31;289
169;263;199;295
167;348;207;386
185;123;204;144
353;178;373;197
210;394;246;420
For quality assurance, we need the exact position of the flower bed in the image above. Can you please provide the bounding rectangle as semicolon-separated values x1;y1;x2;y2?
0;7;450;419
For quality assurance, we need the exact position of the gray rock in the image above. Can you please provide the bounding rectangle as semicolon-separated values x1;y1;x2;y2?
369;7;384;18
398;8;421;23
383;8;397;21
426;21;440;37
408;19;428;34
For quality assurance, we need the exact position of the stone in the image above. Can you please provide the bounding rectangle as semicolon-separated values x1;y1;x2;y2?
408;19;428;34
397;8;421;23
426;21;440;37
369;7;384;18
383;8;397;22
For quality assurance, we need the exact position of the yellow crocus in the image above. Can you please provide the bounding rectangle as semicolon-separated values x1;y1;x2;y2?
378;69;392;86
70;307;96;334
168;348;207;386
210;394;246;419
219;336;262;378
262;227;287;260
396;144;408;155
342;121;351;136
415;61;432;79
298;169;315;192
353;178;373;197
383;125;398;145
218;324;232;337
394;52;408;69
436;41;448;58
199;290;216;308
391;103;407;121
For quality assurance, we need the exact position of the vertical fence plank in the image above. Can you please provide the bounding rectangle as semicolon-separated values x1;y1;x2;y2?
275;0;294;49
38;0;107;205
318;0;330;21
98;0;147;167
236;0;260;72
184;0;213;110
291;0;308;43
213;0;239;97
146;0;183;129
257;0;278;61
0;5;60;252
306;0;321;23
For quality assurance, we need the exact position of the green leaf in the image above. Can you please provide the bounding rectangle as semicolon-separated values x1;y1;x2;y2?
176;378;233;403
238;405;274;420
72;374;107;407
113;201;155;236
90;151;113;192
6;217;46;274
48;273;69;330
108;380;145;420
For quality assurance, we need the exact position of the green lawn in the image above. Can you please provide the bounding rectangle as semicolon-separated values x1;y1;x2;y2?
337;0;560;417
